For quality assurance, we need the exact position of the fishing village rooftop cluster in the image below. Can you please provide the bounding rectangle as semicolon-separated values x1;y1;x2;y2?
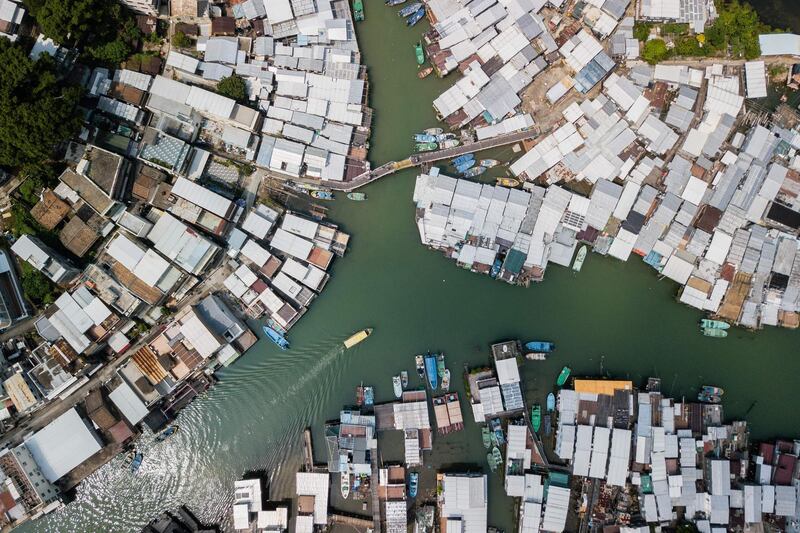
410;0;800;332
0;0;365;527
227;340;800;533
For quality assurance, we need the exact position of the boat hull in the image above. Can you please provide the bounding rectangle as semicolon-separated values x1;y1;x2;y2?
424;355;438;389
344;328;372;348
263;326;290;350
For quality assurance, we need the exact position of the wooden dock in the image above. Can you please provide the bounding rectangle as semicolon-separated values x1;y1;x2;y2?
329;512;374;529
319;127;541;191
302;428;314;471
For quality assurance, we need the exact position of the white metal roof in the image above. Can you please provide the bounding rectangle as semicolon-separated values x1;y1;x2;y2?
744;61;767;99
24;408;103;482
180;313;222;358
295;472;329;525
172;177;234;219
109;381;150;425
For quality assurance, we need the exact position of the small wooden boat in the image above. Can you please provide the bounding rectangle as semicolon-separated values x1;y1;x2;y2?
440;139;459;149
364;386;374;405
409;472;419;498
414;133;437;143
480;159;500;168
418;66;434;79
557;366;571;387
130;451;144;474
392;375;403;399
481;426;491;449
487;451;498;472
572;244;587;272
344;328;373;348
491;447;503;470
347;192;367;201
415;355;425;379
490;418;504;445
400;371;409;389
310;190;334;200
155;425;178;442
414;41;424;65
441;369;450;391
526;341;555;352
416;141;437;152
356;384;365;406
263;326;290;350
406;7;425;26
496;177;520;188
424;127;444;136
341;471;350;499
462;166;486;178
451;153;474;166
531;405;541;433
386;0;405;5
700;319;730;330
702;328;727;338
698;385;724;403
525;352;547;361
398;2;422;16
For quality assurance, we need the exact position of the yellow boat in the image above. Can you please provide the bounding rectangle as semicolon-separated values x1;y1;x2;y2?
496;177;520;188
344;328;373;348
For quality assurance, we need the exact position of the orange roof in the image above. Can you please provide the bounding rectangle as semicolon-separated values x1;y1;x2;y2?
573;379;632;396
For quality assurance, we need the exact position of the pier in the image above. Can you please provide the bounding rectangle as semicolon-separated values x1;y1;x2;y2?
320;128;541;191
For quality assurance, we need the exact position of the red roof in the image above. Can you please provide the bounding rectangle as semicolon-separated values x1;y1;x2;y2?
773;454;797;485
760;443;775;464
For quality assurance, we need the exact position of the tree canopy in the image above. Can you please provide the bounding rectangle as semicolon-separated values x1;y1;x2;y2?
23;0;127;46
704;0;765;59
0;39;82;170
217;75;247;102
642;39;669;64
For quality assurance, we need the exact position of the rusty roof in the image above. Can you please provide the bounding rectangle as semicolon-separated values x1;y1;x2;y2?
132;345;168;384
59;216;100;257
30;189;70;230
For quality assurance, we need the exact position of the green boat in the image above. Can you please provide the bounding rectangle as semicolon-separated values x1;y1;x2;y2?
347;192;367;201
481;426;491;449
700;319;729;330
415;142;437;152
702;328;728;338
486;452;498;472
353;0;364;21
556;366;571;387
491;447;503;470
531;404;541;433
415;41;425;65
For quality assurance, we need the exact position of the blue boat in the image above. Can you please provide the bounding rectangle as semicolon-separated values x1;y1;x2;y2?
525;341;555;352
413;133;437;143
409;472;419;498
451;153;474;166
155;425;178;442
489;258;502;278
385;0;405;5
406;7;425;26
455;160;476;173
490;418;505;445
263;326;290;350
546;392;556;412
130;452;143;474
424;354;438;389
364;386;375;406
398;2;422;16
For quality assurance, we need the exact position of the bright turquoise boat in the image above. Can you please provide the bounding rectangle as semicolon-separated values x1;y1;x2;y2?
525;341;555;352
531;405;541;433
546;392;556;412
556;366;571;387
451;154;474;166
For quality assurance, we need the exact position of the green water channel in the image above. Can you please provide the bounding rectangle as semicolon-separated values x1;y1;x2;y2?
19;4;800;533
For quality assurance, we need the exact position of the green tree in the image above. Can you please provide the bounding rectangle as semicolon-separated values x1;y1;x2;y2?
633;22;651;41
87;39;132;65
172;30;191;49
642;39;670;64
0;39;82;169
674;35;706;57
704;0;765;59
22;0;127;46
18;261;58;307
217;75;247;102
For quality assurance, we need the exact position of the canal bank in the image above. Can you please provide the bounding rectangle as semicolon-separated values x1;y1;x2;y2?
18;4;800;533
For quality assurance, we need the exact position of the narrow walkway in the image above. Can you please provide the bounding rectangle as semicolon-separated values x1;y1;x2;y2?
322;128;540;191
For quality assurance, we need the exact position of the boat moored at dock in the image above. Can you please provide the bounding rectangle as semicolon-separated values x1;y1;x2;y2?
701;319;730;330
702;328;728;338
406;7;425;26
556;366;571;387
398;2;422;16
496;177;520;188
408;472;419;498
347;192;367;201
415;141;438;152
698;385;724;403
525;341;555;352
364;386;374;406
546;392;556;412
344;328;373;348
385;0;405;5
531;405;541;433
130;451;143;474
340;471;350;499
392;375;403;398
414;42;425;65
481;426;491;449
413;133;437;143
263;326;290;350
525;352;547;361
417;66;434;79
310;190;334;200
462;166;486;178
400;371;409;389
424;127;443;136
415;355;425;379
155;425;178;443
441;369;451;391
480;159;501;168
424;354;438;389
572;245;587;272
451;153;474;166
